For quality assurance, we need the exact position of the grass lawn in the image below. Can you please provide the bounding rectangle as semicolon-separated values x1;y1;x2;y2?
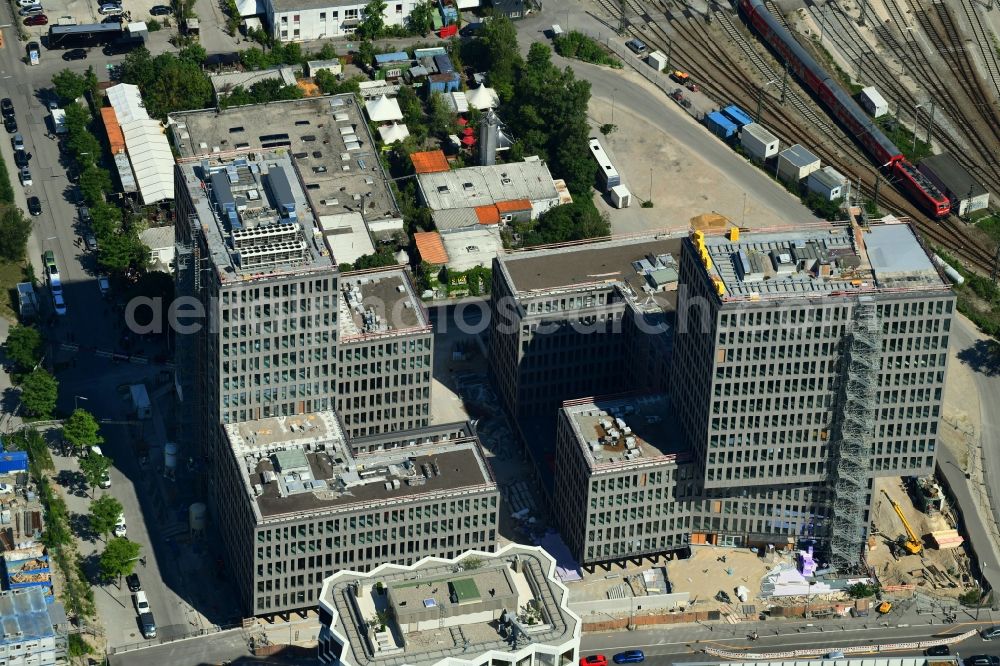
976;213;1000;244
0;260;29;322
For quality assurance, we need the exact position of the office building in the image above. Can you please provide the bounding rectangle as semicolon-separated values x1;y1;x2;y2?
0;587;68;666
672;222;953;569
317;544;580;666
218;414;500;615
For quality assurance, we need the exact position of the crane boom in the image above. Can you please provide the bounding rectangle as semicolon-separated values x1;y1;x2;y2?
881;489;922;555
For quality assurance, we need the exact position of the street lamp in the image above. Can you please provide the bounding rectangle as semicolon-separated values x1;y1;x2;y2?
74;395;88;411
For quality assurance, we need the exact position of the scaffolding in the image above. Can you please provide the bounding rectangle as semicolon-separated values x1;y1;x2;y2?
829;296;881;573
174;214;207;491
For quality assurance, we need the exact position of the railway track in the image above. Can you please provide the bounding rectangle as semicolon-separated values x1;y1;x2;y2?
585;0;996;271
959;0;1000;98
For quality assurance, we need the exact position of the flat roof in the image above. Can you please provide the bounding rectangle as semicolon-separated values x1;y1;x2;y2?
339;267;427;339
921;153;988;198
224;412;495;520
320;545;580;666
318;212;376;265
0;588;58;645
698;221;948;300
779;143;819;167
169;95;401;229
742;122;778;143
498;233;684;312
417;161;558;211
440;227;504;272
562;394;688;471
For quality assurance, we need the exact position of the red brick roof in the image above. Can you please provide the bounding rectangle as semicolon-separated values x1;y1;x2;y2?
410;150;450;174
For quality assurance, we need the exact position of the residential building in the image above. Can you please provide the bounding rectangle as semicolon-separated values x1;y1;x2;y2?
264;0;418;42
317;544;581;666
919;153;990;217
217;413;499;615
672;222;953;569
417;160;562;232
0;587;68;666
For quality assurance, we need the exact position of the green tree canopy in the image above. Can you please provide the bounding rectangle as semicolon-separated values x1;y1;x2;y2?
522;201;609;247
427;92;456;138
62;409;103;455
19;369;58;418
120;48;213;119
407;1;434;35
97;229;149;274
99;538;140;582
479;13;522;101
0;205;31;263
5;325;42;371
79;453;111;497
89;495;123;539
358;0;388;40
78;165;112;207
52;69;89;104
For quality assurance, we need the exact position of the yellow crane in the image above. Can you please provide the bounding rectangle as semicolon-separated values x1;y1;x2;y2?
881;489;923;555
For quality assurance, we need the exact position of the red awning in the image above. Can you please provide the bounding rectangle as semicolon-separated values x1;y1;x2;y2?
462;127;474;136
461;135;475;146
457;117;468;126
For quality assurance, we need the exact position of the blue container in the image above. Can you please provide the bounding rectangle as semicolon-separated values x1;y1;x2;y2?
0;451;28;474
706;111;737;139
722;104;754;128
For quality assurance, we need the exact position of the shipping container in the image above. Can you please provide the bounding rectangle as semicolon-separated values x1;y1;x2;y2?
740;122;779;162
706;111;738;140
721;104;753;128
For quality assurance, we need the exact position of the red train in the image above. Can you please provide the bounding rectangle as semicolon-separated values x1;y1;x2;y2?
738;0;951;218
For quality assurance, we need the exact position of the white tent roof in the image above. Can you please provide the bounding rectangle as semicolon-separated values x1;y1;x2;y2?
467;85;499;110
364;95;403;123
378;123;410;144
121;118;174;204
106;83;149;124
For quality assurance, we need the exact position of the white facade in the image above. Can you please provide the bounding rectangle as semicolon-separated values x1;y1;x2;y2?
318;544;581;666
777;144;820;183
610;184;631;208
740;122;779;162
646;50;667;72
266;0;417;42
140;226;177;273
859;86;888;118
806;166;846;202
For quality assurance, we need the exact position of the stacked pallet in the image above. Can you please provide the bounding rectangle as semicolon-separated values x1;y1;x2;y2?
929;529;965;549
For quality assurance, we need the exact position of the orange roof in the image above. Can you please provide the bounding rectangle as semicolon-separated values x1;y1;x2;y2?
474;205;500;225
100;107;125;155
495;199;532;214
411;150;450;174
414;231;449;265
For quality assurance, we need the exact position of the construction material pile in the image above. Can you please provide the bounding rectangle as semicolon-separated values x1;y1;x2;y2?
929;530;965;550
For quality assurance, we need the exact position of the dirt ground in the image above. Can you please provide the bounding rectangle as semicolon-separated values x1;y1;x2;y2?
867;477;973;597
666;547;773;605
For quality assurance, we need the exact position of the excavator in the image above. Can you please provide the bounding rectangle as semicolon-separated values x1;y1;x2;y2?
881;489;923;555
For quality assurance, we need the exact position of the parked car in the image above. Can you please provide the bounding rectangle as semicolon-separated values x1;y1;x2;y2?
98;275;110;297
134;590;149;613
114;514;127;538
0;98;13;118
138;611;156;639
16;0;39;7
78;205;92;224
18;5;44;16
925;645;950;656
4;115;17;133
982;626;1000;641
43;250;56;275
149;4;172;14
12;133;23;151
580;656;607;666
23;13;48;24
19;167;31;187
964;656;1000;666
98;3;123;14
100;15;121;23
14;149;29;168
84;231;97;251
126;573;141;592
99;470;111;488
26;196;41;216
613;651;645;664
52;292;66;316
62;48;87;60
625;38;647;54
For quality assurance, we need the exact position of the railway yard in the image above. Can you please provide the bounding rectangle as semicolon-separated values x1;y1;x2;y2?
590;0;1000;274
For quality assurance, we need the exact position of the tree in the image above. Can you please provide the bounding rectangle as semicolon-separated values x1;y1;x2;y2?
5;325;42;372
79;453;111;497
62;409;103;456
0;205;31;262
98;229;150;274
846;582;879;599
407;1;434;35
479;12;521;101
523;201;610;247
52;69;89;104
178;43;207;66
315;42;337;60
83;66;99;97
356;41;377;70
89;495;123;540
427;92;456;138
19;369;58;418
78;166;112;207
99;537;140;583
358;0;387;40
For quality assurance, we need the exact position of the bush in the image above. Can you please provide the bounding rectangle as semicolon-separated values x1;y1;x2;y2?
552;31;621;68
147;18;162;31
68;634;92;657
846;582;879;599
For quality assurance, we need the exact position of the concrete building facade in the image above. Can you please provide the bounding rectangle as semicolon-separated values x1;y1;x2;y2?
265;0;418;42
0;587;67;666
317;544;581;666
217;414;499;615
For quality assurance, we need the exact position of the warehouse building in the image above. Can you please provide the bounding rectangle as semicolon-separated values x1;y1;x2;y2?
672;222;953;568
776;144;820;183
317;544;580;666
919;153;990;217
264;0;419;42
218;413;500;615
740;123;779;162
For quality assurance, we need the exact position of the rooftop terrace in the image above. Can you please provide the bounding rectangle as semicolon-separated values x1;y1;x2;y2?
339;268;428;340
562;394;688;470
697;221;948;301
224;412;495;519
